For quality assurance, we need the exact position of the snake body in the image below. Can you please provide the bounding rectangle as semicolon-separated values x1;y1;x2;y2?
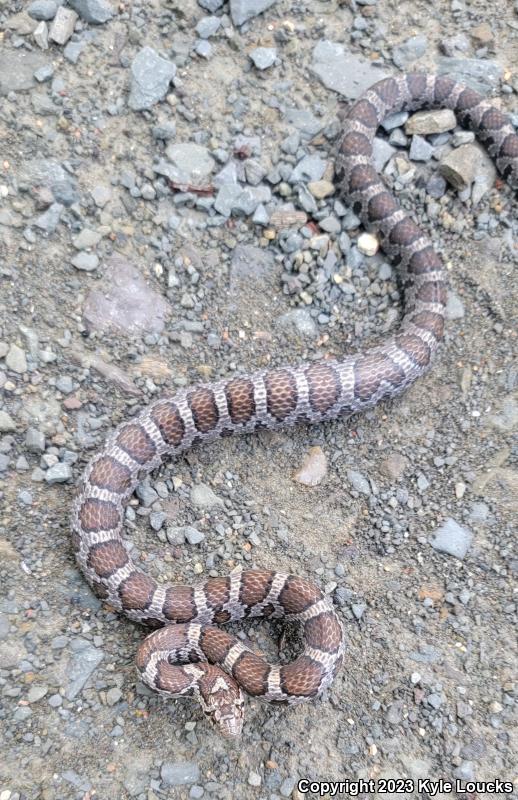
72;74;518;736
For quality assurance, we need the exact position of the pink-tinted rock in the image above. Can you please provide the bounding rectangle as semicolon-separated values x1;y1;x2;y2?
83;255;171;334
293;446;328;487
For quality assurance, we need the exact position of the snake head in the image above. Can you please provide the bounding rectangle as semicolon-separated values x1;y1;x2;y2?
197;666;245;738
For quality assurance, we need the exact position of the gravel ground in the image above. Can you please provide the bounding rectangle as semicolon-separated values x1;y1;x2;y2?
0;1;517;799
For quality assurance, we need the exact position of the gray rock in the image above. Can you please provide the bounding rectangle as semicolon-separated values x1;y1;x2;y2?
409;135;434;162
198;0;223;10
91;185;111;207
195;15;221;38
64;638;104;699
438;57;503;93
33;20;49;49
64;41;85;64
284;108;323;139
6;344;27;374
381;111;409;131
161;762;200;787
277;309;317;338
190;483;223;509
430;518;473;560
426;173;447;199
34;64;54;82
67;0;113;24
194;39;212;58
290;154;326;183
56;375;74;394
73;228;102;249
45;462;73;483
152;121;176;141
214;184;243;216
347;470;371;495
150;511;167;531
136;482;158;507
445;291;465;320
26;428;45;452
0;50;50;95
352;602;367;620
27;684;48;702
229;0;276;26
51;181;79;206
128;47;176;111
249;47;277;69
453;762;475;782
83;255;171;334
184;526;206;545
163;143;215;186
0;411;16;432
71;252;99;272
28;0;57;20
469;502;489;524
49;6;78;45
372;138;395;171
34;202;63;233
232;186;271;215
0;614;10;640
392;34;427;68
18;490;33;505
311;40;388;100
106;686;122;706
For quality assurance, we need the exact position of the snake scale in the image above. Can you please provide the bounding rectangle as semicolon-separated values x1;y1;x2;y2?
72;73;518;736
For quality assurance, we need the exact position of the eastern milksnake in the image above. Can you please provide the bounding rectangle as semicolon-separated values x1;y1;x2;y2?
72;74;518;736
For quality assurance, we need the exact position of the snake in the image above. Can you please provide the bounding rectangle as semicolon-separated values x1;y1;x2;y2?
72;73;518;737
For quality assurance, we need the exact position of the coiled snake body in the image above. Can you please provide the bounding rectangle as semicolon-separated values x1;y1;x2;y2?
72;74;518;736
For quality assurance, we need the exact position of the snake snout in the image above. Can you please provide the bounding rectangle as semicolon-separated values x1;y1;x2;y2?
198;667;245;737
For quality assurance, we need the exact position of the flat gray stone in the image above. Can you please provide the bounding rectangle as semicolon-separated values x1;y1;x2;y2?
71;252;99;272
161;762;200;787
64;638;104;699
6;344;27;373
290;154;326;183
26;428;46;452
392;34;427;68
0;50;50;95
311;40;389;100
45;462;73;483
195;15;221;38
28;0;57;20
430;518;473;560
128;47;176;111
409;134;434;162
163;142;215;187
249;46;277;69
372;138;396;171
83;255;171;334
347;470;371;496
229;0;276;26
68;0;113;24
0;411;16;432
437;57;503;94
190;483;223;509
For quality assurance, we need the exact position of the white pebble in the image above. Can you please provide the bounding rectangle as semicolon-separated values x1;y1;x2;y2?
357;232;379;256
